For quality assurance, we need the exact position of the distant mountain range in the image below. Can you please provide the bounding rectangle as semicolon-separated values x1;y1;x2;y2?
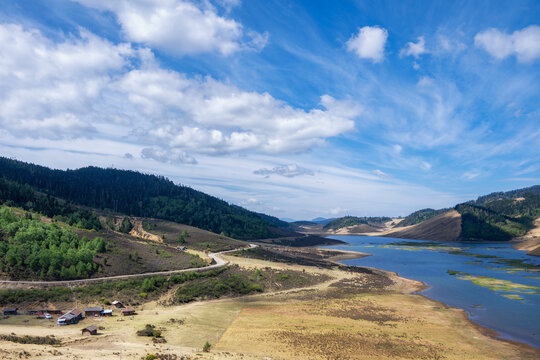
324;185;540;244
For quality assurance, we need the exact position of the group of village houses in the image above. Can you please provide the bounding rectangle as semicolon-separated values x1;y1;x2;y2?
2;301;136;336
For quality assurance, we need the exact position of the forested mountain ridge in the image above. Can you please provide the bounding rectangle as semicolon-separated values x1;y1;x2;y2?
0;157;284;240
474;185;540;205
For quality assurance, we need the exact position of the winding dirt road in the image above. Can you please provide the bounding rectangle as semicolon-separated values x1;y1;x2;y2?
0;244;256;289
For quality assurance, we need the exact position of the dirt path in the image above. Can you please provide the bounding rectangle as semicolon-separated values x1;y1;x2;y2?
129;219;161;242
0;245;256;289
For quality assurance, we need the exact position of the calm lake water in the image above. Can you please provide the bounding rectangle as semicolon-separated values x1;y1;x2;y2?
325;235;540;348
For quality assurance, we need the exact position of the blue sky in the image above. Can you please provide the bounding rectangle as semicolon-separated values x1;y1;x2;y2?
0;0;539;220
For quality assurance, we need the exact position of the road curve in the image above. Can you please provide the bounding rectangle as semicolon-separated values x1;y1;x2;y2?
0;244;257;289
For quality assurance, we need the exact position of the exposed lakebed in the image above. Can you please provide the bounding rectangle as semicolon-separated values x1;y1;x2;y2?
325;235;540;348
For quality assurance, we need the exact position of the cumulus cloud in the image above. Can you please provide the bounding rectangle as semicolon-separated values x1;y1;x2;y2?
0;24;359;164
141;147;198;164
346;26;388;62
475;25;540;62
123;153;134;159
116;69;359;155
400;36;427;58
0;23;132;139
74;0;265;56
253;164;315;178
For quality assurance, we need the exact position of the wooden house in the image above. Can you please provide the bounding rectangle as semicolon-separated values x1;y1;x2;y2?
82;325;98;336
57;309;83;325
121;307;135;316
84;307;104;317
2;308;18;315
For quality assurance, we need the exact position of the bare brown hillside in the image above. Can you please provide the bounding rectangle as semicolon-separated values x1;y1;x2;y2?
512;218;540;257
383;210;462;241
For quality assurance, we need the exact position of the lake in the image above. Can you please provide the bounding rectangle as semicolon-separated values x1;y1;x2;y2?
325;235;540;348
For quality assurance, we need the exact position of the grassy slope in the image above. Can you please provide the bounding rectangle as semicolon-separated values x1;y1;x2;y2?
141;218;246;252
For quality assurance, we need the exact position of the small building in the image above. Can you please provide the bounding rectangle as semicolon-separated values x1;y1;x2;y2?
57;309;83;325
84;307;104;317
102;309;113;317
121;307;135;316
82;325;98;336
2;308;18;315
112;301;124;308
46;309;63;315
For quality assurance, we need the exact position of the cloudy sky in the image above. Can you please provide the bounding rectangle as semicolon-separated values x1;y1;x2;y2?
1;0;539;220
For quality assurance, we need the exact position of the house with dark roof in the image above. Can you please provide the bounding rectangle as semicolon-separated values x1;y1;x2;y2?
121;307;135;316
84;307;104;317
2;308;18;315
57;309;83;325
82;325;98;336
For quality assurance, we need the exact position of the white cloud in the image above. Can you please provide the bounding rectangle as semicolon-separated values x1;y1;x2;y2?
417;76;434;87
400;36;427;58
421;161;432;171
475;25;540;62
254;164;314;178
372;169;390;179
436;34;466;54
141;147;198;164
0;24;359;164
461;170;481;180
346;26;388;62
116;69;359;156
0;23;133;139
74;0;264;56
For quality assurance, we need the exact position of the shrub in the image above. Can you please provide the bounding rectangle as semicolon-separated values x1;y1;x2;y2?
203;341;211;352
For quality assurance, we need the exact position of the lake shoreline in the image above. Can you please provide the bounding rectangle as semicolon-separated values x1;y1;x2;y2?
325;236;540;351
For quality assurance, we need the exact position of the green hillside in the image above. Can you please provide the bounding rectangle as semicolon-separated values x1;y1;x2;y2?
0;157;286;240
396;208;450;227
456;192;540;241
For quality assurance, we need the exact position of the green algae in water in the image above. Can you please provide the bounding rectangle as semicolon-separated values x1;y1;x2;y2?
447;270;540;294
447;251;498;259
501;294;524;301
